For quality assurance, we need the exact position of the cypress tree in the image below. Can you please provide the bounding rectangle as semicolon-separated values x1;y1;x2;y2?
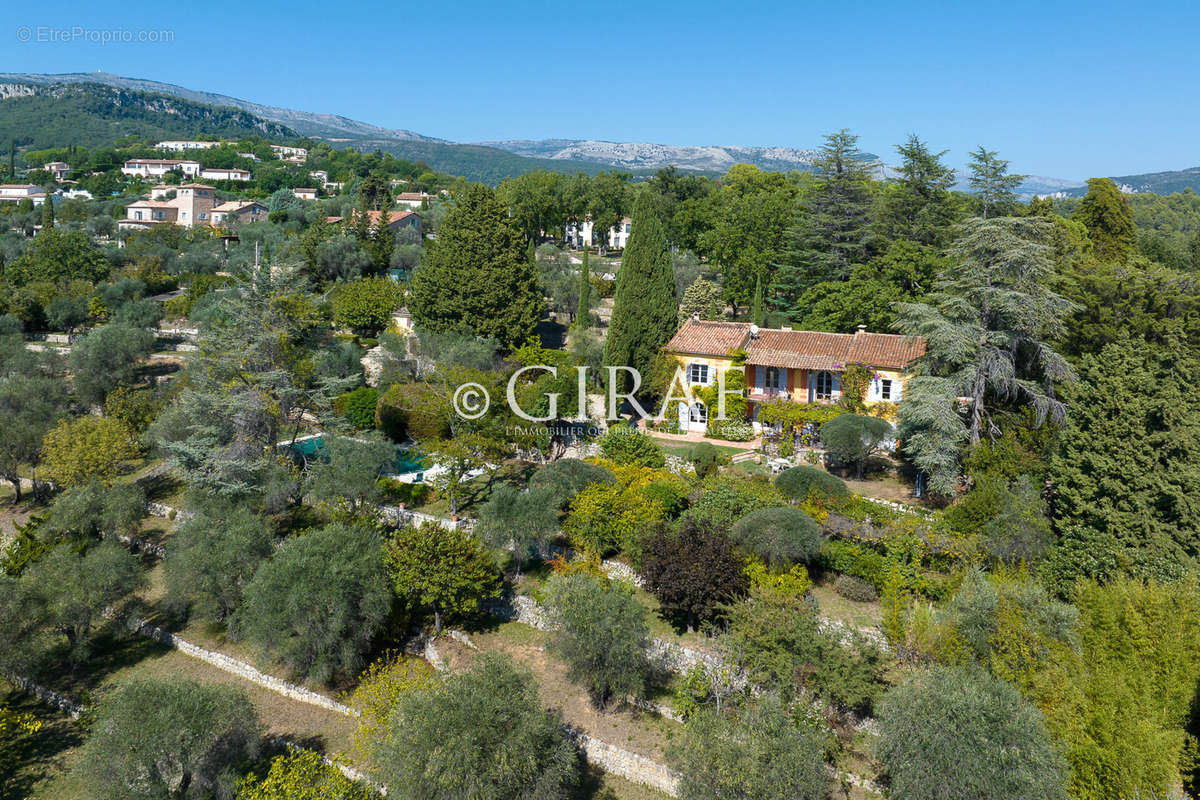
353;189;371;244
1072;177;1135;263
41;196;55;230
409;183;543;350
575;249;592;328
750;275;764;326
604;192;677;392
368;194;394;274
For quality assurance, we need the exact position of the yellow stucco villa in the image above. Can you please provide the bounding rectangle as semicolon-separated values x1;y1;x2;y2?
663;318;926;432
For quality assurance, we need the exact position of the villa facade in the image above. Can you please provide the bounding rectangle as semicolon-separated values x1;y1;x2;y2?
663;318;925;432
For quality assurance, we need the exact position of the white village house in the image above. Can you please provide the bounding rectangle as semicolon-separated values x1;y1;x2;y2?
0;184;47;205
565;216;632;250
121;159;202;179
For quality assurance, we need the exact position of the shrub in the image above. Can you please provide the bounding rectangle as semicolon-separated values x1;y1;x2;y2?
640;520;748;632
76;677;260;800
346;651;439;762
375;381;451;443
528;457;616;509
377;477;431;506
876;666;1067;800
730;506;822;568
544;571;654;706
744;558;812;598
40;415;141;487
331;276;405;334
236;750;370;800
834;574;879;603
337;386;379;430
237;524;392;683
775;465;849;503
563;483;663;556
688;442;723;479
598;427;665;468
683;473;786;530
668;697;829;800
371;653;580;800
819;540;889;588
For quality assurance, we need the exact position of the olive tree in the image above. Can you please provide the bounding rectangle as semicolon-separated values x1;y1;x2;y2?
668;697;829;800
371;653;580;800
818;413;894;479
876;666;1067;800
236;524;391;683
164;503;274;623
543;571;654;706
76;677;260;800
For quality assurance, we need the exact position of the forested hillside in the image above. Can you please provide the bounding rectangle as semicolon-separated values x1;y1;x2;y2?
0;82;298;150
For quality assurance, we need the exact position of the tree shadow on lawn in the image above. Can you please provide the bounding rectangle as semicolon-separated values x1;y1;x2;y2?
0;690;84;800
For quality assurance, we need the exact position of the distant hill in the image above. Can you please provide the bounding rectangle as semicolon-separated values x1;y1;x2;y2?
0;72;622;183
1061;166;1200;197
0;71;436;143
477;138;835;173
0;81;297;150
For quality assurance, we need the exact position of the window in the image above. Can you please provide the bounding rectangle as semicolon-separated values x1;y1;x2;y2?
687;363;710;385
815;370;833;400
690;402;708;424
880;379;893;401
765;367;785;391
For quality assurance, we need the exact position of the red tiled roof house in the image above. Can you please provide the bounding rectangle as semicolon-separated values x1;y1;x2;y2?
662;319;925;432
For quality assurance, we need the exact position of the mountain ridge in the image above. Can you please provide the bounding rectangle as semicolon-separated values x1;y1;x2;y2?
2;71;1199;195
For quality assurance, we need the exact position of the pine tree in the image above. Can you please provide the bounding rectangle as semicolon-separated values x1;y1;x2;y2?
40;197;55;230
750;275;764;326
1072;177;1135;263
575;249;592;328
409;183;543;350
878;134;960;247
967;147;1025;219
604;192;677;393
773;130;875;310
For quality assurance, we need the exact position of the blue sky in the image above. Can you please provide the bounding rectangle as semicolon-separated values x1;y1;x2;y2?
3;0;1198;179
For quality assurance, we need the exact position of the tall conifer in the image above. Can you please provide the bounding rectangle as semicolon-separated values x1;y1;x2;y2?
604;193;676;392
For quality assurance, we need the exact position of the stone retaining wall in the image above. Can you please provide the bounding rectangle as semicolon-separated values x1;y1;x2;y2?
5;674;83;719
571;727;681;796
127;617;357;718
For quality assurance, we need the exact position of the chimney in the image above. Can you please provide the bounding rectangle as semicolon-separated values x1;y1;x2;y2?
856;324;867;334
692;313;700;321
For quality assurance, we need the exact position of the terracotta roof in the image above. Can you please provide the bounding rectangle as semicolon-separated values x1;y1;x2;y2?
176;183;216;190
665;319;751;356
745;328;924;370
327;210;420;225
211;200;266;212
667;320;924;370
